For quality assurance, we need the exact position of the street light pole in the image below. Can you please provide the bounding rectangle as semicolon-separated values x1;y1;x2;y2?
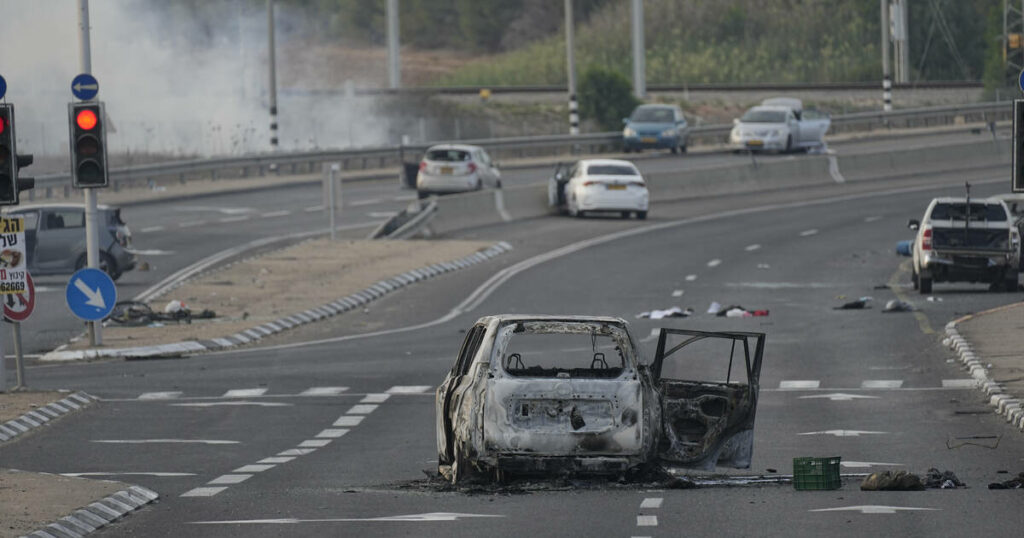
565;0;578;135
78;0;101;346
881;0;892;111
267;0;279;150
631;0;646;99
387;0;401;89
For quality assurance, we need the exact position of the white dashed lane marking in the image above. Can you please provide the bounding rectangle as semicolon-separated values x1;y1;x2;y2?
299;387;349;397
222;388;268;398
208;474;252;485
349;198;381;207
636;515;658;526
780;380;820;389
139;226;165;233
639;498;663;509
333;416;364;427
316;429;349;438
706;259;722;268
346;404;378;414
799;229;819;236
181;487;227;497
234;464;275;473
744;244;761;251
92;439;238;445
299;439;332;448
361;393;391;403
368;211;398;218
170;401;291;408
138;391;182;400
864;216;883;222
393;195;416;202
671;290;684;297
219;216;250;223
685;274;697;281
260;210;291;218
386;385;432;394
798;430;887;437
304;205;324;212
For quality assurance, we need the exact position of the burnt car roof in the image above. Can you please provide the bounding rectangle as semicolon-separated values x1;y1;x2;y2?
479;314;629;324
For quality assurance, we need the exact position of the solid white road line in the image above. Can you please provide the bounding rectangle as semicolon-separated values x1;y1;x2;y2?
139;226;165;233
387;385;432;394
222;388;268;398
61;472;196;477
942;379;977;388
636;515;658;526
361;393;391;403
299;439;332;448
138;391;182;400
333;416;363;427
861;380;903;389
798;393;879;401
349;198;382;207
810;505;938;514
219;216;250;223
234;464;275;473
640;498;663;509
209;474;252;485
799;229;818;236
190;513;505;524
798;430;887;437
346;404;378;414
299;386;349;397
840;461;904;468
91;439;238;445
170;401;291;408
744;244;761;251
181;487;227;497
779;380;820;389
261;210;291;218
707;259;722;268
316;429;349;438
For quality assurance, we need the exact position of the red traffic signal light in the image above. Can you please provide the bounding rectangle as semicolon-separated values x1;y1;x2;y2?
76;109;98;130
0;115;6;135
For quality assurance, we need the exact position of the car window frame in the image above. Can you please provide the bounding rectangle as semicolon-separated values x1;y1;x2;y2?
453;325;486;377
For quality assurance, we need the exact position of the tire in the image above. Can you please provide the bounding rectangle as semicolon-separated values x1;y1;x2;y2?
670;145;678;154
919;276;932;294
621;211;631;219
679;144;688;154
76;252;120;281
1004;270;1019;292
912;270;919;290
623;147;632;154
417;189;429;200
785;135;793;153
636;211;648;220
474;179;483;191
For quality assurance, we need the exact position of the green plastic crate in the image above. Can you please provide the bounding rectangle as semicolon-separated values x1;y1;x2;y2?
793;457;841;490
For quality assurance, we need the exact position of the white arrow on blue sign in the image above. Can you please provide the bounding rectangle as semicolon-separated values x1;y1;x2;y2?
66;268;117;321
71;73;99;101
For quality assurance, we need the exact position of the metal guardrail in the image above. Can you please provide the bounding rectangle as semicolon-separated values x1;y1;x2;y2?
29;100;1012;201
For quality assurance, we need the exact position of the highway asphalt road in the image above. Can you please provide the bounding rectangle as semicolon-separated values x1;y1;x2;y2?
15;128;1004;356
4;159;1024;536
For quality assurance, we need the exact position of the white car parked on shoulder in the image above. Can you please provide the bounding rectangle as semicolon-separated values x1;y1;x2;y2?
417;144;501;196
549;159;649;219
729;98;830;153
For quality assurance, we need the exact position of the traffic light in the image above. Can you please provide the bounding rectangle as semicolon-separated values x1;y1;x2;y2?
68;101;109;188
0;104;19;205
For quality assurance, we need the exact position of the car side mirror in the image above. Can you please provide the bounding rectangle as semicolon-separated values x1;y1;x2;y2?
908;219;920;231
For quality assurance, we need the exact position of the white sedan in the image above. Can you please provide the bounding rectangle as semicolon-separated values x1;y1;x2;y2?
549;159;649;219
416;144;501;196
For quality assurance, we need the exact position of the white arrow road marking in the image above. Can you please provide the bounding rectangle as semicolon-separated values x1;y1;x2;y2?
840;461;905;469
74;278;106;309
190;513;506;524
799;393;879;401
61;472;195;477
810;505;938;514
170;401;292;408
798;430;888;437
92;439;239;445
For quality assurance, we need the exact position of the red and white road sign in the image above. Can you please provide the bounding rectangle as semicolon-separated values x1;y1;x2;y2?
3;272;34;322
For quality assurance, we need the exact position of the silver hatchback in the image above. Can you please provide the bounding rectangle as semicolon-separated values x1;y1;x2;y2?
6;204;136;280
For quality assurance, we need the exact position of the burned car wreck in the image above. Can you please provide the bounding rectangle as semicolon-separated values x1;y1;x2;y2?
436;315;765;483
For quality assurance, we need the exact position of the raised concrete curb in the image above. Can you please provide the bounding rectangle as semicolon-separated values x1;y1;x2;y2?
22;482;159;538
0;392;98;445
40;242;514;361
943;302;1024;432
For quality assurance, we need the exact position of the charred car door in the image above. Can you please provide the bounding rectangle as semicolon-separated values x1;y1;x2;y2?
436;324;487;465
650;329;765;470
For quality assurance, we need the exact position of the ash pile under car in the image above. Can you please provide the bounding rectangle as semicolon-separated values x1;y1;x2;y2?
436;315;765;483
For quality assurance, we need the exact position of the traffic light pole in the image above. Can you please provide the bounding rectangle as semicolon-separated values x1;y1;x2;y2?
78;0;101;346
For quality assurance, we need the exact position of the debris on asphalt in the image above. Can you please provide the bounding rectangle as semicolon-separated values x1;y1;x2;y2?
882;299;915;313
713;305;769;317
896;240;913;256
834;296;872;310
636;306;694;319
860;471;924;491
873;284;891;290
988;472;1024;489
946;434;1001;449
108;300;216;326
924;468;965;489
707;301;722;314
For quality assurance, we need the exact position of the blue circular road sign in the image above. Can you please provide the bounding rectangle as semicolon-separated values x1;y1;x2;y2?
71;73;99;101
1019;68;1024;93
66;268;117;321
0;75;6;100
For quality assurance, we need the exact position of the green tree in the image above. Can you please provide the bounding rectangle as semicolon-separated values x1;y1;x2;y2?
578;66;639;131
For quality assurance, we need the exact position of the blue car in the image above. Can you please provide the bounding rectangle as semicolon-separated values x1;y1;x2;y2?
622;104;690;154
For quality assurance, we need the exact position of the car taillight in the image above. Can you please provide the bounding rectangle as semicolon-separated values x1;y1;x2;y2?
921;228;932;251
419;161;427;171
468;162;477;173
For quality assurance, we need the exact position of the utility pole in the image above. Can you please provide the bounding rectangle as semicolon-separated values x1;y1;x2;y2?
78;0;102;346
565;0;578;135
898;0;910;83
267;0;279;150
387;0;401;89
881;0;892;111
630;0;645;99
889;0;910;83
1003;0;1024;87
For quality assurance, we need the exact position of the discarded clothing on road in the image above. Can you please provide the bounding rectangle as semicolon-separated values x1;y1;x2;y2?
989;472;1024;489
860;471;924;491
713;305;769;318
834;296;872;310
923;468;964;489
637;306;694;320
882;300;915;313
